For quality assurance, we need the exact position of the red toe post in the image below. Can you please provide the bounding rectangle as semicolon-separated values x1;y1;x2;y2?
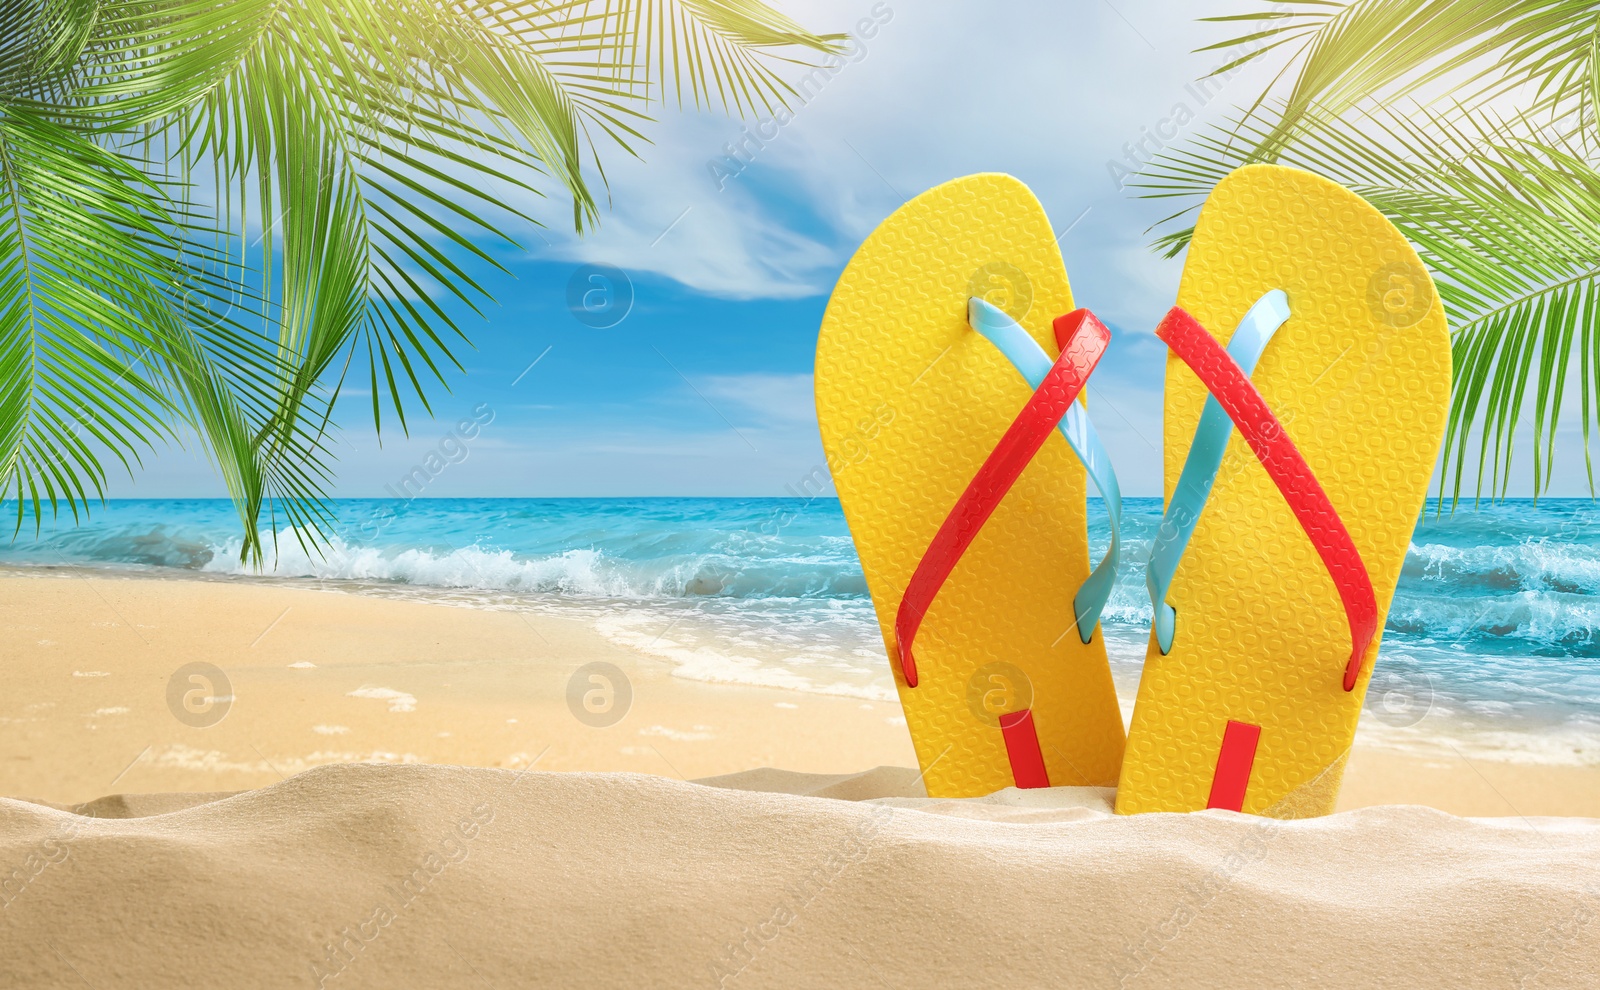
999;709;1050;789
1154;307;1379;691
894;310;1110;688
1206;720;1262;811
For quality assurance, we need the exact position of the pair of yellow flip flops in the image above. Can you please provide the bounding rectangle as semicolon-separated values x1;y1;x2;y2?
815;165;1451;817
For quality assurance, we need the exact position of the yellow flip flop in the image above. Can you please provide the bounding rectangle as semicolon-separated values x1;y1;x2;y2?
816;173;1126;799
1115;164;1451;817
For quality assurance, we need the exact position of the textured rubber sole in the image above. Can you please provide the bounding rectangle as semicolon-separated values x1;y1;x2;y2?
1115;165;1451;817
816;174;1126;798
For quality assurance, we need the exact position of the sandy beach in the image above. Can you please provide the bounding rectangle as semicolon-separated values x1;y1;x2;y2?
2;764;1598;988
4;568;1598;815
0;568;918;803
3;568;1600;988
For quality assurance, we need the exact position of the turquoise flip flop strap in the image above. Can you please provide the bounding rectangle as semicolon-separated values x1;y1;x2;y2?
967;298;1122;644
1148;290;1291;654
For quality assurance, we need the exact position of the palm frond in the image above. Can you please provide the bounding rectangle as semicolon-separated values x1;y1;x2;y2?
1142;99;1600;502
0;0;98;100
1150;1;1600;500
0;0;838;563
487;0;846;117
0;106;183;530
1195;1;1600;162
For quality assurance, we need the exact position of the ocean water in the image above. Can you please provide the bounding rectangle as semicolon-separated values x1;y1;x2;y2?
3;497;1598;763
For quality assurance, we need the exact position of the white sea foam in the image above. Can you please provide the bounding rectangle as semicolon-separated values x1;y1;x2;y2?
592;607;896;703
346;686;416;713
1407;540;1600;594
200;531;865;601
148;744;423;774
639;725;715;742
1388;588;1600;647
1357;714;1600;767
10;498;1598;768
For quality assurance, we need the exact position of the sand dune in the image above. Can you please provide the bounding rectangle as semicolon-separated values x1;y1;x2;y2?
5;568;1600;987
3;763;1597;989
7;569;1600;820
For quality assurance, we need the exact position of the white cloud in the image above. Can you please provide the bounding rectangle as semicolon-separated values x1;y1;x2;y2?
698;372;817;425
140;1;1592;499
491;0;1275;312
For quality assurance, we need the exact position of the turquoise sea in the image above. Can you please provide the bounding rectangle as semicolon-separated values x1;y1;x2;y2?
3;497;1597;763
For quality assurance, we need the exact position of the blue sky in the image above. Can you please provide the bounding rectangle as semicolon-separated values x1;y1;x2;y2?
126;0;1599;500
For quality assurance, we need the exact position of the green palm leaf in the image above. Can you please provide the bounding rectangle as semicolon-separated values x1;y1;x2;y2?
1;0;837;562
1198;1;1600;158
1152;1;1600;501
0;106;182;529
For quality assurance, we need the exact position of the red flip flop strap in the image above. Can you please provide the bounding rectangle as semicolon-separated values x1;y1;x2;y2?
894;310;1110;688
1156;307;1378;691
